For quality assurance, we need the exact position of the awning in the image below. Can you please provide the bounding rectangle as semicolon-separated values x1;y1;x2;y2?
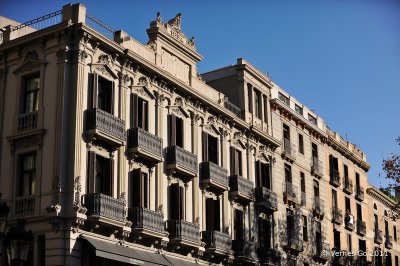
82;236;170;266
162;254;199;266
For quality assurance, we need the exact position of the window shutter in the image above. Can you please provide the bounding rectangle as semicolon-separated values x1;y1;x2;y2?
143;173;148;208
206;198;214;231
131;94;138;128
111;81;115;115
169;114;176;146
230;147;235;175
214;199;220;231
92;73;98;108
329;155;333;176
141;100;148;130
169;184;179;219
179;186;184;220
202;132;208;162
129;169;140;208
216;137;220;165
87;151;96;193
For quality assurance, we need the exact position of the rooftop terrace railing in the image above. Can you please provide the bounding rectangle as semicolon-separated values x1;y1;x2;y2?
85;13;115;40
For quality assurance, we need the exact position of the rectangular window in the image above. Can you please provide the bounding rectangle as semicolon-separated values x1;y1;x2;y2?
343;164;349;179
329;155;339;179
284;163;292;183
374;214;379;231
23;75;40;113
206;198;220;231
385;220;389;237
230;147;242;176
308;114;317;125
314;180;320;197
394;226;397;242
94;155;112;196
169;184;184;220
18;153;36;196
348;234;352;251
357;204;362;221
345;197;351;213
247;84;253;113
254;90;262;118
263;96;268;123
303;215;308;241
300;172;305;193
258;217;272;250
298;134;304;154
202;132;219;164
168;114;184;147
37;234;45;266
295;104;303;115
312;143;318;158
278;92;289;105
233;209;244;240
130;95;148;130
129;169;149;208
283;124;290;140
355;172;360;185
396;256;399;266
255;161;271;189
334;229;341;250
97;76;113;113
332;189;337;209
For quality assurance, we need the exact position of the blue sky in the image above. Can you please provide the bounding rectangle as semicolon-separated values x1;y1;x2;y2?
2;0;399;188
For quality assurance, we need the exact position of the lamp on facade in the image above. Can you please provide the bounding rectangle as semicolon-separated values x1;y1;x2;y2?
5;219;33;266
0;193;10;259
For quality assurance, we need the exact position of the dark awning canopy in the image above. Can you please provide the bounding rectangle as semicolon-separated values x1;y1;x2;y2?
81;236;170;266
162;254;198;266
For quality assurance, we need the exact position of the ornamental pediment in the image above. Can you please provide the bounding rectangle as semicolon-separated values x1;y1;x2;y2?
168;105;189;118
131;84;155;99
13;60;47;74
90;63;118;79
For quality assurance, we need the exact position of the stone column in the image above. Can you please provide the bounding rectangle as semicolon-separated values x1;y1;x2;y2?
155;92;165;212
221;129;230;232
191;112;200;223
118;72;128;200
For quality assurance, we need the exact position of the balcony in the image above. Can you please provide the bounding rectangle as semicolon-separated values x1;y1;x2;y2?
166;219;201;248
282;138;296;162
344;214;355;231
332;209;343;225
283;182;298;205
313;196;325;217
15;196;35;217
232;240;258;264
311;157;324;178
165;146;198;179
314;241;330;262
355;185;364;201
333;253;347;266
128;207;167;239
229;175;254;203
200;161;229;191
330;169;341;187
201;230;232;257
356;220;366;236
84;108;125;148
255;187;278;212
286;235;303;252
343;178;353;194
374;229;383;244
126;127;163;164
18;112;38;133
82;193;127;228
385;235;393;249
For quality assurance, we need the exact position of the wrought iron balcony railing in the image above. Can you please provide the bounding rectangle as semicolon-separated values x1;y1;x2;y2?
224;98;242;118
165;146;198;178
332;208;343;224
202;230;232;253
82;193;126;222
200;161;229;191
255;187;278;212
330;169;341;187
385;235;393;249
311;156;324;178
301;192;306;206
343;178;353;194
15;196;35;217
232;240;258;262
313;196;325;217
18;112;38;133
127;127;163;163
128;207;166;237
374;229;383;244
282;138;296;161
286;235;303;252
258;248;281;265
166;219;201;245
229;175;254;202
85;108;125;146
356;220;366;236
344;214;355;230
284;182;298;204
355;185;365;201
314;241;330;261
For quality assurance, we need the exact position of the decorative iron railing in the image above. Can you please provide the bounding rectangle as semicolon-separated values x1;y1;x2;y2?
202;230;232;252
15;196;35;217
311;156;324;177
82;193;126;222
18;112;38;132
200;161;229;189
127;127;163;157
165;146;198;175
355;185;364;201
330;169;341;187
301;192;306;206
332;208;343;224
166;219;201;243
85;13;115;40
283;138;296;159
284;182;298;202
385;235;393;249
128;207;165;234
313;196;325;216
255;187;278;211
224;98;242;118
229;175;254;199
357;220;366;235
232;240;257;259
85;108;125;141
343;178;353;194
374;229;383;244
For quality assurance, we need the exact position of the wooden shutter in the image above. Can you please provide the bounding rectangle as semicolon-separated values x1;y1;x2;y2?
142;172;148;208
87;151;96;193
329;155;333;176
107;157;114;196
255;161;261;187
169;184;180;219
92;73;98;108
111;81;115;115
131;94;138;128
202;132;208;162
129;169;141;208
168;114;177;146
141;99;148;130
179;186;184;220
214;199;220;231
230;147;235;175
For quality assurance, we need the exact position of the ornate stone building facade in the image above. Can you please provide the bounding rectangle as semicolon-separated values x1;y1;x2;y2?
0;3;398;266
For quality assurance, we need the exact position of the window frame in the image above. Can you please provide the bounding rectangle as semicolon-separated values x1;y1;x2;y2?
22;74;40;114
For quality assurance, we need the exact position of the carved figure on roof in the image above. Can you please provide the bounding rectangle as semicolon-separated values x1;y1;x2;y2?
156;12;162;24
168;13;182;31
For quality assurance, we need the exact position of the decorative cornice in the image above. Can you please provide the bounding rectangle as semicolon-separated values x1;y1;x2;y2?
367;186;397;209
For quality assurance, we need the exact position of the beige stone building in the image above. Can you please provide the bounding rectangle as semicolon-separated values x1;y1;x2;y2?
0;3;398;266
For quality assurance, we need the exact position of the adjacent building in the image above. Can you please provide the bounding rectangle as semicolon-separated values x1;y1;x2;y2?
0;3;398;266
